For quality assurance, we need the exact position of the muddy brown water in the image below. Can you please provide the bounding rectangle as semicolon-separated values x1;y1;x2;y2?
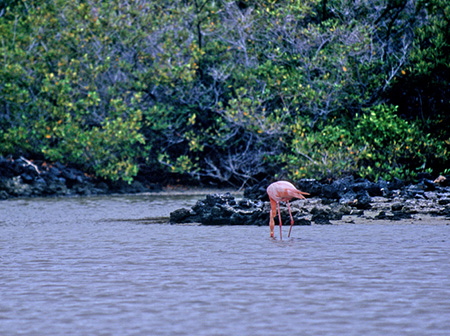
1;193;450;335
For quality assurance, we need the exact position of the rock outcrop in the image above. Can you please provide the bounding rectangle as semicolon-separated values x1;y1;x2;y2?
171;176;450;225
0;156;161;199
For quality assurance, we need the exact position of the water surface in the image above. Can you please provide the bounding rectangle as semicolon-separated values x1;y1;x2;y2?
1;194;450;335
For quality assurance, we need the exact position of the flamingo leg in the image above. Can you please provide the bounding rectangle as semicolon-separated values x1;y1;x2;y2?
277;201;283;239
287;201;294;237
269;209;275;238
269;199;276;238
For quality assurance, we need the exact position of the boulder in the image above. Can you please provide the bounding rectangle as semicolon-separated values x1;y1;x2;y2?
170;192;308;226
1;176;33;197
310;207;343;224
170;208;199;223
243;178;270;201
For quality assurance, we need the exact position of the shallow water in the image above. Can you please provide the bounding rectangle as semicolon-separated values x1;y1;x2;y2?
1;194;450;335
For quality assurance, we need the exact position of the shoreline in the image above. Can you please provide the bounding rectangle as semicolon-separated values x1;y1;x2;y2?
2;188;449;225
169;179;450;225
339;213;450;225
1;156;449;225
0;185;242;201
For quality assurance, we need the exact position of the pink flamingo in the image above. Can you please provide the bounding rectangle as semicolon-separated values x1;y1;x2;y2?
267;181;309;239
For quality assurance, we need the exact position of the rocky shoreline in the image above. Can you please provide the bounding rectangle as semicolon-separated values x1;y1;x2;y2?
0;156;162;199
2;156;449;225
170;176;450;225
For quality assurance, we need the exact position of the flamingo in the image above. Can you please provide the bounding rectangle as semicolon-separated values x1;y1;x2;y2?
267;181;309;239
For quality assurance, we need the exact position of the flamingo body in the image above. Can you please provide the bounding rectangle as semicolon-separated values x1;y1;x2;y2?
267;181;309;239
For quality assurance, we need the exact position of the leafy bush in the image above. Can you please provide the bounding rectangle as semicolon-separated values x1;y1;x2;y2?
284;104;449;181
282;120;357;179
387;0;450;161
0;0;448;185
353;104;435;181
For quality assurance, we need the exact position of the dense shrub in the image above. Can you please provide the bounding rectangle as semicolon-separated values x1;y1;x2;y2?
0;0;448;185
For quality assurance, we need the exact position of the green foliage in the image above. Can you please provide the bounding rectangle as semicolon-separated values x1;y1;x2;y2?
412;0;450;77
284;104;449;181
283;120;357;179
0;0;168;182
353;104;432;181
0;0;449;185
389;0;450;140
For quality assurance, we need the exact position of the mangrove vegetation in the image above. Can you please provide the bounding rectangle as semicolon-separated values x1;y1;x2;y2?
1;0;449;187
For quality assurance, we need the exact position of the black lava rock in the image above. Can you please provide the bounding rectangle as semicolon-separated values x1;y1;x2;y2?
296;179;323;197
354;190;372;209
170;193;306;226
0;156;164;199
243;178;270;201
310;207;342;224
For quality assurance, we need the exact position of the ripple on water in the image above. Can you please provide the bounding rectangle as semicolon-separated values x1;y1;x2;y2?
1;196;450;336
